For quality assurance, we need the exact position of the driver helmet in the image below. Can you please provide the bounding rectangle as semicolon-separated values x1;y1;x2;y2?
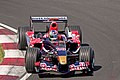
49;30;58;41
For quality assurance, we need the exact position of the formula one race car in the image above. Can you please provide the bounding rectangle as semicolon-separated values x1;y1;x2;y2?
17;16;95;76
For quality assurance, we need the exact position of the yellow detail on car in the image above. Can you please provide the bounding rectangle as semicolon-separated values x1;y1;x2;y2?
58;56;67;65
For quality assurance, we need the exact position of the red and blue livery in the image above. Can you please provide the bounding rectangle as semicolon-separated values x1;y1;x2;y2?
17;16;95;76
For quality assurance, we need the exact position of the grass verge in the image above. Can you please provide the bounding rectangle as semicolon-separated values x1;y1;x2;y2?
0;44;4;63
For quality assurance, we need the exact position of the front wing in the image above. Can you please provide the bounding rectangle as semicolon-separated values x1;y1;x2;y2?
36;61;90;72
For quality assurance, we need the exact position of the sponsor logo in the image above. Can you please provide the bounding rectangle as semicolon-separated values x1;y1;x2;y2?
56;47;66;50
31;17;67;21
69;62;89;71
40;63;57;71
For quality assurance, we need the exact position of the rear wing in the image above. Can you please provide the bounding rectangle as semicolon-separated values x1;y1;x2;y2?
30;16;68;23
30;16;68;28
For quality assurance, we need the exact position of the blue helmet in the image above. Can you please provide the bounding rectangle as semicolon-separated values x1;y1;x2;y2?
49;30;58;41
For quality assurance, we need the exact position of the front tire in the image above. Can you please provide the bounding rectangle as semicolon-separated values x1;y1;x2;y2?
79;45;94;75
88;49;94;75
25;47;40;73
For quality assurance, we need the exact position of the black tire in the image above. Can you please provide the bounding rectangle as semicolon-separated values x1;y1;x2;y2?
69;26;82;43
79;45;94;75
18;26;31;50
88;49;94;75
46;26;49;32
25;47;40;73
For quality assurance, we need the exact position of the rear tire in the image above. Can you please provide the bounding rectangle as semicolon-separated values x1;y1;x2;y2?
25;47;40;73
69;26;82;43
17;26;31;50
79;45;94;75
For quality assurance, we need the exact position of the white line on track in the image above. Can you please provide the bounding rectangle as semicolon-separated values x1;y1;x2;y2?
19;73;32;80
0;23;31;80
0;23;17;33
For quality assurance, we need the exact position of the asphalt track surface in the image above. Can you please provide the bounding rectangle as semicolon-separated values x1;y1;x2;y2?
0;0;120;80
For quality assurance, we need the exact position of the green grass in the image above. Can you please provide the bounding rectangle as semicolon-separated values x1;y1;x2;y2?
0;44;4;63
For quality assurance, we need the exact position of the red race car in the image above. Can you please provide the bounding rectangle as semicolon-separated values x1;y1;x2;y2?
17;16;94;76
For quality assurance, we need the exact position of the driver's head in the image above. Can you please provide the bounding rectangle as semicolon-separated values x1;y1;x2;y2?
49;30;58;41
